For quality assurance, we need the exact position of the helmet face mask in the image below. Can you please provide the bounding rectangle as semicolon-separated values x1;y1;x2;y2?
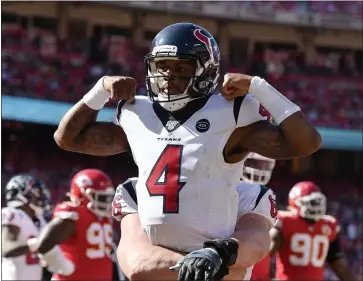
241;153;276;185
5;174;50;216
294;192;327;221
28;187;51;216
84;188;114;218
288;182;327;221
70;169;115;218
145;23;220;112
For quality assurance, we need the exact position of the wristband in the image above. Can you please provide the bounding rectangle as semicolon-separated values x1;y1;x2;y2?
249;76;301;125
83;76;111;110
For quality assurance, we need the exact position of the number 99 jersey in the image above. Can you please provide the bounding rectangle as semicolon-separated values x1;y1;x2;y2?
52;202;113;281
275;211;341;281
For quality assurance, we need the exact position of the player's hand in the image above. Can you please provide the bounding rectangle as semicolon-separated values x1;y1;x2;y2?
103;76;137;104
170;248;223;280
221;73;253;100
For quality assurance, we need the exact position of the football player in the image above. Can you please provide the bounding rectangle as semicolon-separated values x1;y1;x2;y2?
26;169;115;280
113;177;277;280
2;174;50;280
270;181;359;281
55;22;321;278
241;153;276;281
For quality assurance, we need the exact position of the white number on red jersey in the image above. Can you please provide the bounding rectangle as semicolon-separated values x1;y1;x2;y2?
289;233;329;268
86;222;113;259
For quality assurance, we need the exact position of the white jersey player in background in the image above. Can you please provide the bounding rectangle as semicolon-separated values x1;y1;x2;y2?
55;22;321;280
1;174;50;280
241;153;277;281
241;152;276;186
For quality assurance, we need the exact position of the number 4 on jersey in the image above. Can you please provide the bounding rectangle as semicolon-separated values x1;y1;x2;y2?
146;145;186;213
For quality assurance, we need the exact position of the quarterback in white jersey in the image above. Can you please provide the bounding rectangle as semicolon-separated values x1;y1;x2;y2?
113;93;273;252
1;174;50;280
55;22;321;279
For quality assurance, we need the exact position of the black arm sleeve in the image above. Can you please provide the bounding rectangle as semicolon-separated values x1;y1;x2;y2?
326;235;344;263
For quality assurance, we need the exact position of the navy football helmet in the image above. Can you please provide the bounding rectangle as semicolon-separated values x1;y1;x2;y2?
145;22;221;111
5;174;51;216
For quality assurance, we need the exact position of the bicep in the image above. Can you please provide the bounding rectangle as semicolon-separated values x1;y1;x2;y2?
118;214;151;252
37;217;76;254
235;213;271;248
236;121;295;160
117;214;151;274
72;122;129;156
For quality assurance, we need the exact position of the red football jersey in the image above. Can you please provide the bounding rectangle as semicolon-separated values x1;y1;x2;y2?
275;210;339;281
251;254;271;281
52;202;113;281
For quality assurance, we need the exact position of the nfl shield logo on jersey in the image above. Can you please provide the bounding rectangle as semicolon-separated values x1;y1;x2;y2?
166;120;179;131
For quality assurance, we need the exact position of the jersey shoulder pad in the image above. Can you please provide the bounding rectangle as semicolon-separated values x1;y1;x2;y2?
277;210;292;219
53;201;79;221
275;210;293;229
113;96;150;126
235;94;270;128
1;207;26;227
237;182;277;228
321;214;338;224
112;177;138;221
321;215;340;233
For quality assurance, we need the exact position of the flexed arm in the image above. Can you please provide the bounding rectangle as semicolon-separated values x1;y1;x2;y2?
54;76;135;156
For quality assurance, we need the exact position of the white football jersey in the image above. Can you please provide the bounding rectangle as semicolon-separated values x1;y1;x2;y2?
1;207;46;280
114;94;269;252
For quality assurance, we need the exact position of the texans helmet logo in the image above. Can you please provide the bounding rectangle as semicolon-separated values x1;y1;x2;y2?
194;29;214;61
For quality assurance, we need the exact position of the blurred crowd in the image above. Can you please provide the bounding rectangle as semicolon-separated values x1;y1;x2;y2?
219;1;363;17
2;22;362;129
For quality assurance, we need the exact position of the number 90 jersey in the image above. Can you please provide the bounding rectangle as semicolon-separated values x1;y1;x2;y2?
114;94;269;252
275;211;340;281
52;202;113;281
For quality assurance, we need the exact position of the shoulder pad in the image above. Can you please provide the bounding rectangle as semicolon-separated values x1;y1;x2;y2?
277;210;291;219
321;215;340;233
237;183;277;228
236;94;269;128
2;207;25;227
321;214;337;224
113;96;152;127
53;202;79;221
112;178;138;221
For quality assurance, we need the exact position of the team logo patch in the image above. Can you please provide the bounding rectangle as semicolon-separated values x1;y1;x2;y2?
194;29;214;61
268;195;277;218
196;119;210;133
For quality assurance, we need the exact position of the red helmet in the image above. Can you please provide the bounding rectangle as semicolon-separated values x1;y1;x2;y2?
241;153;276;185
288;181;327;221
70;169;115;217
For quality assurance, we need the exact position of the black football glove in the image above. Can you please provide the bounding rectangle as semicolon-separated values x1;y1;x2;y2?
170;248;222;281
170;238;239;281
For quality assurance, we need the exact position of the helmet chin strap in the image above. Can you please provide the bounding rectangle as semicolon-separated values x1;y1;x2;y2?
158;96;191;112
